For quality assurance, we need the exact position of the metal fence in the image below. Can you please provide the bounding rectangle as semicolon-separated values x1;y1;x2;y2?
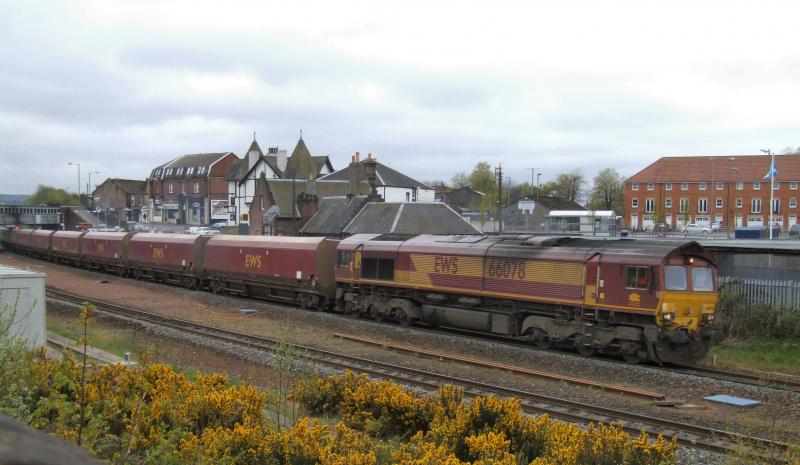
719;276;800;311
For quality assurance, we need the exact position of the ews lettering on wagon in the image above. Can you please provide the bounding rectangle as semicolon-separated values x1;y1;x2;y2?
486;258;526;280
152;247;164;259
434;256;458;274
245;254;262;269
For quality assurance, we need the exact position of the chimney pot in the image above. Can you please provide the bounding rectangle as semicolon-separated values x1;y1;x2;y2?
355;152;360;163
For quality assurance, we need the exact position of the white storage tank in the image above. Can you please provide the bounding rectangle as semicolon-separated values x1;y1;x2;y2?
0;265;46;348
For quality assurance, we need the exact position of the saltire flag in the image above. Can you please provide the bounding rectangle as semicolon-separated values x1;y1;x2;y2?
763;159;777;179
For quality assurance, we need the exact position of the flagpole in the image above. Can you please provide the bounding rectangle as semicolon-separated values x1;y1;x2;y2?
769;151;775;239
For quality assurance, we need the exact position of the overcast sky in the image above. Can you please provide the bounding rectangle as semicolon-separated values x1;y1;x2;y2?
1;1;799;196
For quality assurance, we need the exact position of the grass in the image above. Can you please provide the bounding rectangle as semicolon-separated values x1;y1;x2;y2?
708;338;800;376
46;315;139;359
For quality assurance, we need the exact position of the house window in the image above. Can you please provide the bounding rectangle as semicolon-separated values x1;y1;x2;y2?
647;182;654;191
753;181;761;190
230;196;236;205
697;198;708;213
187;167;194;175
260;195;264;210
791;198;797;209
645;199;655;213
681;183;689;190
751;198;761;213
665;198;672;208
772;199;780;213
625;266;652;290
168;182;174;194
406;192;410;202
679;198;689;213
736;181;743;190
699;182;707;191
631;198;639;208
632;183;639;191
193;182;199;194
716;182;724;190
773;181;780;190
736;198;743;208
715;198;723;208
791;181;798;190
665;183;672;191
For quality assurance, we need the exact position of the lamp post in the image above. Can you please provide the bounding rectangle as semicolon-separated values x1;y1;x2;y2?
528;168;536;197
87;171;99;210
67;162;80;200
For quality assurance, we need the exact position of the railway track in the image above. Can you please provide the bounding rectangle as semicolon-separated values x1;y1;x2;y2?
46;287;790;461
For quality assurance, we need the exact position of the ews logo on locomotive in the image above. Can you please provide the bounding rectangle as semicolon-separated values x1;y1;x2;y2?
434;256;458;274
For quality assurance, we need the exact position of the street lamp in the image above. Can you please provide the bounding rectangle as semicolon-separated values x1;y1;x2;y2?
87;171;99;210
67;162;80;200
760;149;774;238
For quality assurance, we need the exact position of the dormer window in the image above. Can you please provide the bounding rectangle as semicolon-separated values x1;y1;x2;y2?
187;167;194;175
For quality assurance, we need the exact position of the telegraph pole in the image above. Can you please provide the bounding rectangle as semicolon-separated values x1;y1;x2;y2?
496;165;503;234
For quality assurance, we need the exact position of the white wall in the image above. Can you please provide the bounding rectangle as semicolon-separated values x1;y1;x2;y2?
0;266;46;349
381;187;435;203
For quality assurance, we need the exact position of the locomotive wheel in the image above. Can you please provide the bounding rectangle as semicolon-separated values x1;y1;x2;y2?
396;308;412;326
575;336;595;356
622;352;643;364
372;306;386;322
528;328;552;350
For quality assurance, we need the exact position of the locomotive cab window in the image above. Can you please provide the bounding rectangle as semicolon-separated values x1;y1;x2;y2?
664;265;688;291
361;257;395;280
625;266;652;290
692;267;714;291
337;251;349;267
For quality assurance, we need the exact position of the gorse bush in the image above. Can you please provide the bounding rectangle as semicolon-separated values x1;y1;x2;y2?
296;372;678;465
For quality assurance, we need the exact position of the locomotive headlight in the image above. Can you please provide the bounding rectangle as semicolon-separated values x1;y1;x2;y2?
662;312;676;321
701;313;714;322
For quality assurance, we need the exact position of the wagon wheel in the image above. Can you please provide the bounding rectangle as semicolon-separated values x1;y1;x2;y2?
297;294;309;309
528;328;552;350
132;268;142;280
575;336;595;357
622;352;643;364
306;295;321;311
184;277;197;290
395;308;412;326
210;280;224;294
372;306;386;322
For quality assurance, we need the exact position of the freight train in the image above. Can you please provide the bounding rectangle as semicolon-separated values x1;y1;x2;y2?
1;228;719;365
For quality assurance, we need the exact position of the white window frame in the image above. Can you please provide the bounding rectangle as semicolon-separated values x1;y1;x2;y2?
645;198;655;213
716;182;724;190
631;198;639;208
772;199;780;213
736;181;743;190
665;183;672;191
697;198;708;213
790;181;798;190
753;181;761;190
665;198;672;208
791;198;797;209
751;198;761;214
681;183;689;191
647;182;654;191
168;182;174;194
193;182;200;194
679;198;689;213
736;198;743;208
632;183;639;191
699;182;707;191
773;181;780;190
715;198;723;208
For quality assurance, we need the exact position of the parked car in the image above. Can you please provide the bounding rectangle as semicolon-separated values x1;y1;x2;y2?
790;224;800;238
682;223;709;236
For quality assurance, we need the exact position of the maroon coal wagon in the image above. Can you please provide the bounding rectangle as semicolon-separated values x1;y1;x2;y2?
51;231;86;266
9;228;34;253
29;230;55;259
81;232;133;274
202;235;338;308
127;233;209;288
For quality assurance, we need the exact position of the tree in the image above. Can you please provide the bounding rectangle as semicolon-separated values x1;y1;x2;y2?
551;170;585;202
588;168;625;214
781;146;800;155
450;172;469;188
468;162;497;197
26;185;81;206
508;182;533;203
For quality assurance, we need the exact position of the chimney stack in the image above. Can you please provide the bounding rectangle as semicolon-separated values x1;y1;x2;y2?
355;151;360;163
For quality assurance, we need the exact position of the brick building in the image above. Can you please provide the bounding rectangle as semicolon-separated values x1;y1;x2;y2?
147;153;239;225
625;154;800;231
91;178;147;225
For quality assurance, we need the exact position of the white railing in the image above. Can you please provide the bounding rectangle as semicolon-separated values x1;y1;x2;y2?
719;276;800;310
